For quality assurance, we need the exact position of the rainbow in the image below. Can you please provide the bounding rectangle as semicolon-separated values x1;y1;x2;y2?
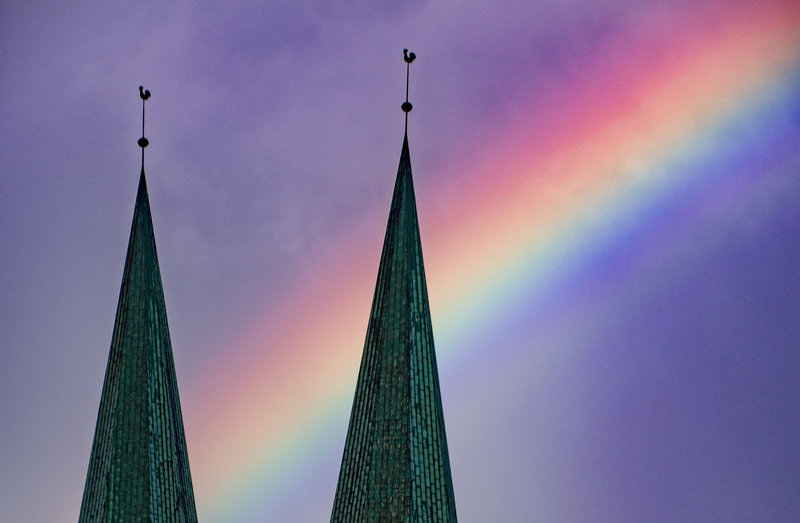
182;1;800;520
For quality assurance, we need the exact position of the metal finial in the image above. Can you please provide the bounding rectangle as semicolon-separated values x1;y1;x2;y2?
402;49;416;132
137;86;151;167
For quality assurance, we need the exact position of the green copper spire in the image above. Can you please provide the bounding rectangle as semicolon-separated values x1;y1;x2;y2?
79;88;197;522
331;53;457;520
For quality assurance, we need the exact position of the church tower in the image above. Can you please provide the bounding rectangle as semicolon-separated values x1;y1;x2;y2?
331;51;458;522
79;88;198;522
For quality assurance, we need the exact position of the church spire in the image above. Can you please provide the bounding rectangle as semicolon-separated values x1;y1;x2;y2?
79;88;197;522
331;50;458;522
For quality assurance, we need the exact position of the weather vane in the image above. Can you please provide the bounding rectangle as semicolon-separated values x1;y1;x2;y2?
402;48;416;132
138;85;151;167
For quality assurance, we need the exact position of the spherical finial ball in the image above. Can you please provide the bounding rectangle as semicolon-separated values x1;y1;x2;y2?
138;137;149;148
401;101;413;113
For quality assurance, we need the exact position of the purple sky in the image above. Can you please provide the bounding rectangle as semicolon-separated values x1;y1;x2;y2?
2;1;800;522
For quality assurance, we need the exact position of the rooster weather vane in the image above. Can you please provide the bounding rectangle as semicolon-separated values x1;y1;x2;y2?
138;86;151;166
402;49;416;131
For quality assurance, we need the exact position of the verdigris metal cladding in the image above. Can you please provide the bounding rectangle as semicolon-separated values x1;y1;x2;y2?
332;134;457;522
79;170;197;522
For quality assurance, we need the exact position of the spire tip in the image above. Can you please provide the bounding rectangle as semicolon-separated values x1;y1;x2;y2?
138;86;151;169
402;49;416;129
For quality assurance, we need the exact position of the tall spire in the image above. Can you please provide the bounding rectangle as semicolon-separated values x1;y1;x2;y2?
79;88;197;522
331;51;458;522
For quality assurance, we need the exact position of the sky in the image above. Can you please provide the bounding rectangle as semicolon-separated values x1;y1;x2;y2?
2;0;800;521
